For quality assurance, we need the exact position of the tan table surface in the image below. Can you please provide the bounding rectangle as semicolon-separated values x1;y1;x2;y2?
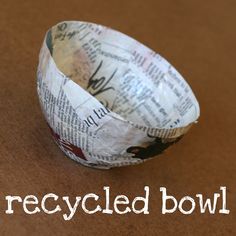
0;0;236;235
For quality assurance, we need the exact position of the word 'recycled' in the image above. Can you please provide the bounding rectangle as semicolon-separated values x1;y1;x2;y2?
5;186;149;221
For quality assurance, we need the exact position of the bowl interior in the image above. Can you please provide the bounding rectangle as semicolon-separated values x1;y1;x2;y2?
46;21;199;129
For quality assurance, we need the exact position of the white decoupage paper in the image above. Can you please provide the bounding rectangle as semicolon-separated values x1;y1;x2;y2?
37;21;200;169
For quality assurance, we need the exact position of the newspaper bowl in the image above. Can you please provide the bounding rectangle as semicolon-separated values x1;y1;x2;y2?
37;21;200;169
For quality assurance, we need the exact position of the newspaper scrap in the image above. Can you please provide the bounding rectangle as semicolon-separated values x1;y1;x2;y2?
37;21;200;169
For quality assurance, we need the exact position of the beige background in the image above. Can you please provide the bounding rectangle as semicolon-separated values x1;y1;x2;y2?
0;0;236;235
